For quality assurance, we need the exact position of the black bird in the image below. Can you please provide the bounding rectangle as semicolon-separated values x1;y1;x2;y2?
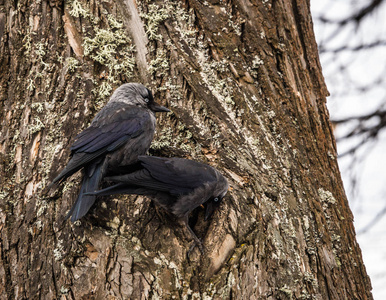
48;83;170;222
87;155;229;252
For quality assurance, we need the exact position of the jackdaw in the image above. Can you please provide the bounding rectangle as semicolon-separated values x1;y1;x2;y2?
48;83;170;222
87;155;229;252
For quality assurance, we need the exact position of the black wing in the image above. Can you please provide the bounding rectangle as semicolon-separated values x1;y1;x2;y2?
105;168;195;195
91;157;218;196
71;103;148;153
50;103;151;185
137;156;217;193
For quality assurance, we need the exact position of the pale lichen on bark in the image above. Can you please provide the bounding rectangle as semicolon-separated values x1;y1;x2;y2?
0;0;373;299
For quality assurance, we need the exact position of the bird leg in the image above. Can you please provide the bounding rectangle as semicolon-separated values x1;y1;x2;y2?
183;215;204;255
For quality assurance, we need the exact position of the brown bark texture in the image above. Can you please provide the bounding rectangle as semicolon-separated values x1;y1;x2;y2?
0;0;373;299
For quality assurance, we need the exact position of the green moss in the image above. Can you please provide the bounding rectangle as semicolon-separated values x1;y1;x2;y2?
22;29;32;56
327;151;336;160
318;188;337;211
53;238;64;261
60;286;69;294
158;78;183;102
29;117;45;134
219;272;235;298
107;14;123;29
92;81;113;109
252;55;264;68
249;55;264;77
27;78;35;91
36;199;48;217
83;27;135;70
67;4;136;100
334;253;342;267
0;190;9;200
195;45;235;108
82;16;135;100
149;48;169;77
331;234;341;243
62;180;77;193
40;120;65;188
150;127;174;150
227;18;242;36
35;42;48;67
179;143;192;152
69;0;89;18
57;54;64;64
151;120;194;152
31;102;44;113
107;216;121;230
66;57;80;73
25;39;51;93
141;4;169;41
279;285;293;297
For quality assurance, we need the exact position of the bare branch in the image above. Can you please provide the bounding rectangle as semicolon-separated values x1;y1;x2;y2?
357;204;386;235
320;40;386;53
317;0;385;25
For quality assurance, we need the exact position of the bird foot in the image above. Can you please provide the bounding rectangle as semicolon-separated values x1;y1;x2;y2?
183;217;205;258
187;238;205;259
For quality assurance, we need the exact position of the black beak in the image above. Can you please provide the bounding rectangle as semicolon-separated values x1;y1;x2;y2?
205;201;215;221
150;101;170;112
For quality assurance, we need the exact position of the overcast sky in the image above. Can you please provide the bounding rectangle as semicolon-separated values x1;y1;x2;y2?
311;1;386;299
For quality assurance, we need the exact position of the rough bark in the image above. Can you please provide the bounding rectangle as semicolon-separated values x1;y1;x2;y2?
0;0;372;299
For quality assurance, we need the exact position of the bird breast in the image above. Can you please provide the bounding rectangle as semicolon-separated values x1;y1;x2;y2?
107;111;156;169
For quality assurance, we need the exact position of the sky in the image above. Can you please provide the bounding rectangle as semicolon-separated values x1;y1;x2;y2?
310;1;386;299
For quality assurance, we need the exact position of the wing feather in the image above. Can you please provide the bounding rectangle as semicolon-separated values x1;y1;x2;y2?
51;103;151;184
106;168;194;195
138;156;217;190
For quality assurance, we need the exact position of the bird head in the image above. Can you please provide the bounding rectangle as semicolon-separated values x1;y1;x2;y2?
204;195;225;221
204;174;229;220
109;83;170;113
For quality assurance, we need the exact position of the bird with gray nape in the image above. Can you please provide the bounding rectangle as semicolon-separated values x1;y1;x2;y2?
47;83;170;222
87;155;229;253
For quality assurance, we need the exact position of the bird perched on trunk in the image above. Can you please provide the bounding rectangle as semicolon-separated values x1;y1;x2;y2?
47;83;170;222
87;155;229;252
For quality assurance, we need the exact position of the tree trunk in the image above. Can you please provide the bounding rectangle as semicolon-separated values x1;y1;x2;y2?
0;0;373;299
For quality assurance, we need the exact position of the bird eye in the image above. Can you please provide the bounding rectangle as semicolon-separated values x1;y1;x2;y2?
214;197;219;202
144;98;149;103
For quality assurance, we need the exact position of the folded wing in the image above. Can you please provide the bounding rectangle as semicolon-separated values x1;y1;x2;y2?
49;103;151;186
137;156;217;191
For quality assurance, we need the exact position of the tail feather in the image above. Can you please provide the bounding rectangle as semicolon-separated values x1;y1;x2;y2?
47;149;107;191
85;183;148;196
66;160;105;222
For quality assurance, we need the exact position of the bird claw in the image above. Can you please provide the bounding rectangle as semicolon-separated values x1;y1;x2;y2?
183;218;205;257
187;238;205;258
